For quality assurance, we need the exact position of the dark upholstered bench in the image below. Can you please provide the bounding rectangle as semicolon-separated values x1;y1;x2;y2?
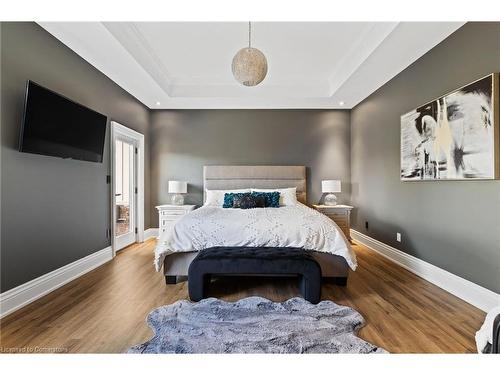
188;247;322;304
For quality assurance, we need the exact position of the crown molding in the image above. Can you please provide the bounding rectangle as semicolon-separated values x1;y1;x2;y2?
103;22;174;96
327;22;399;95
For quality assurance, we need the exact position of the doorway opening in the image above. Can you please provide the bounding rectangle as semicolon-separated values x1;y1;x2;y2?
111;122;144;254
115;139;134;239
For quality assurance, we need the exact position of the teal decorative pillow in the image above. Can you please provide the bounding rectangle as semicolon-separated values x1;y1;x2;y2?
232;193;265;209
251;192;280;207
223;193;237;208
223;191;280;208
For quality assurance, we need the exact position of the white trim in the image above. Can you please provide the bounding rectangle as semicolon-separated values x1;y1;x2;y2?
144;228;159;241
351;230;500;312
111;121;145;256
0;247;113;318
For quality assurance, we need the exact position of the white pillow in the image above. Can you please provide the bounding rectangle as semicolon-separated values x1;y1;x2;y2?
204;188;251;207
251;187;298;206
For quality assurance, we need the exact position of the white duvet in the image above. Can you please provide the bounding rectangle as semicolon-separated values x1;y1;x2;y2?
154;203;357;271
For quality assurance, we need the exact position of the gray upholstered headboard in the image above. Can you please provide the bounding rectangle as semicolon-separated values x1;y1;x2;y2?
203;165;307;204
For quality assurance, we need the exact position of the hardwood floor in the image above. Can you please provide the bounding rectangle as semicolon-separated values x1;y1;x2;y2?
0;240;485;353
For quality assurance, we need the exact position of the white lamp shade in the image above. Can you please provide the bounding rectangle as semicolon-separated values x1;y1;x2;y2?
168;181;187;194
322;180;341;193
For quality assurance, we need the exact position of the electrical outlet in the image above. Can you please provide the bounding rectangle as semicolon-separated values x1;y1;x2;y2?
365;221;369;230
396;232;401;242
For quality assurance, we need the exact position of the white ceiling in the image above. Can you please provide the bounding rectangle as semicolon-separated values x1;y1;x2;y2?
39;22;464;109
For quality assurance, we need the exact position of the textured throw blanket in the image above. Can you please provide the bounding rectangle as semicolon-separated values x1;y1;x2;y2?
155;203;356;271
128;297;386;354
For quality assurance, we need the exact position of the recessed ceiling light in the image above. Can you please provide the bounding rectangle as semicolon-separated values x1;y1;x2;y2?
156;101;161;106
339;101;345;106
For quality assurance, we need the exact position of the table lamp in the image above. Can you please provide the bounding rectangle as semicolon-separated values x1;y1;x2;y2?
322;180;341;206
168;180;187;205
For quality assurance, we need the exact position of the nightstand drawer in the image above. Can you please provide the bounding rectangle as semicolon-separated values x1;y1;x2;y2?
329;218;347;228
326;213;347;221
162;217;182;224
162;214;186;221
160;210;187;216
161;218;176;225
313;204;353;241
321;208;349;215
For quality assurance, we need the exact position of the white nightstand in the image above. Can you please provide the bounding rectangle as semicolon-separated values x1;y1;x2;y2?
313;204;353;241
156;204;196;237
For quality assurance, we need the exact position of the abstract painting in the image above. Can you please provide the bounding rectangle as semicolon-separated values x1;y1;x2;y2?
401;74;499;181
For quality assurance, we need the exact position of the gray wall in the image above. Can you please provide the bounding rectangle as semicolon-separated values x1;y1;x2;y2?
351;22;500;293
1;22;151;292
150;110;351;227
3;21;499;296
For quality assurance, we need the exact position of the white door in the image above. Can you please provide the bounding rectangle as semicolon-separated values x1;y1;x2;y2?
114;136;137;250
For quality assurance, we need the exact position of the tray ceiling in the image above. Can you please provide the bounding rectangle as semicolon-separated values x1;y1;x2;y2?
39;22;464;109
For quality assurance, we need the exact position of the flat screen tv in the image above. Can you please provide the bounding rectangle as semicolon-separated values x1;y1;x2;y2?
19;81;107;163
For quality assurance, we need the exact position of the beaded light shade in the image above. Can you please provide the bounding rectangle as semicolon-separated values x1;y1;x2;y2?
232;22;268;87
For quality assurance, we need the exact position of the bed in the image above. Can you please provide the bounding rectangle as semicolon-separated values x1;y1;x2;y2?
155;165;357;284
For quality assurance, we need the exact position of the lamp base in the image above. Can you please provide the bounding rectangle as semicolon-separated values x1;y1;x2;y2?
171;194;184;205
324;193;338;206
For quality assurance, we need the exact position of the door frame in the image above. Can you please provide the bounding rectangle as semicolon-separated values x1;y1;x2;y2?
110;121;145;256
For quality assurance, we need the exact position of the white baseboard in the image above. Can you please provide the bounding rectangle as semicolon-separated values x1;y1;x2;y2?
0;246;113;318
144;228;158;241
351;230;500;312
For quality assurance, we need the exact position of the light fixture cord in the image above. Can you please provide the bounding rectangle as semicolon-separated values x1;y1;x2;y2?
248;21;251;48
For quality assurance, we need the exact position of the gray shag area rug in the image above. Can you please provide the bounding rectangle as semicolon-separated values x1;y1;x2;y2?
128;296;387;354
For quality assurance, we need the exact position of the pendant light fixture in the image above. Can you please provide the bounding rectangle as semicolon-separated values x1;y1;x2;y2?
231;22;268;86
